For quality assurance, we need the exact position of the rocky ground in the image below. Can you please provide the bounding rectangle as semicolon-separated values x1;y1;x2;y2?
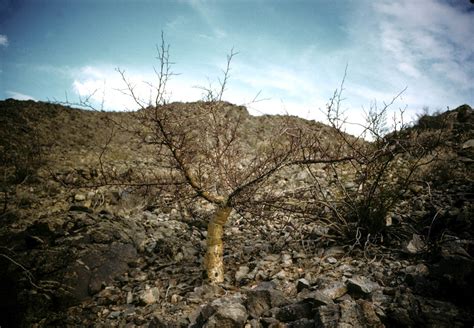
0;100;473;327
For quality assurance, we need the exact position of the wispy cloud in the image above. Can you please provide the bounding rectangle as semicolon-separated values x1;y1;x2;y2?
165;15;187;31
32;64;86;81
184;0;227;40
29;0;473;137
397;62;421;79
6;91;36;100
197;28;226;41
0;34;8;47
373;0;474;88
187;0;212;21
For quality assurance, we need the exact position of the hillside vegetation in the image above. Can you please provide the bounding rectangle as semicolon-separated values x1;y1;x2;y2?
0;99;473;327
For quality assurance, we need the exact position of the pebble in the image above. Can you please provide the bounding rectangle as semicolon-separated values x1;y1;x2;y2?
235;265;250;282
139;286;160;305
171;294;182;304
108;311;121;319
74;193;86;201
274;270;287;280
126;291;133;304
296;278;311;292
326;257;338;264
281;253;293;267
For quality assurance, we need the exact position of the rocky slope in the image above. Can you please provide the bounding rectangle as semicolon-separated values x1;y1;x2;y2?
0;99;473;327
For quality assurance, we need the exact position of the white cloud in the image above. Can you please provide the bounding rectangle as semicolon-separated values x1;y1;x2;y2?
68;60;419;138
373;0;474;87
71;65;204;111
432;61;472;86
68;62;328;127
398;62;421;78
80;66;106;79
0;34;8;47
72;67;157;110
6;91;36;100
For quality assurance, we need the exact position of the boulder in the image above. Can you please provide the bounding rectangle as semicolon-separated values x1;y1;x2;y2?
431;241;474;303
205;302;248;328
190;295;247;328
286;318;315;328
315;300;384;328
65;242;138;299
245;282;289;318
386;291;473;327
298;290;334;307
319;281;348;300
346;275;380;296
274;301;313;322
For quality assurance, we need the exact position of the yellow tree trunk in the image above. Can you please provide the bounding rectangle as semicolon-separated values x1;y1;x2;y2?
205;206;232;283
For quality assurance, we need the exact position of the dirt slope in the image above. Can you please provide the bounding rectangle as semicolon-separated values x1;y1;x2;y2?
0;99;472;327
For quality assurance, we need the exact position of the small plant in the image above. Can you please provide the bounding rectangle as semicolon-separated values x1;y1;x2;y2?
302;70;440;244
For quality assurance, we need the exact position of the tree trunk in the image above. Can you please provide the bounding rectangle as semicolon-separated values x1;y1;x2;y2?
205;206;232;283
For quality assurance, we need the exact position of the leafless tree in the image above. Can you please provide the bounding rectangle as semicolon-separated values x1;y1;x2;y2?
114;36;307;282
60;34;436;282
114;34;366;282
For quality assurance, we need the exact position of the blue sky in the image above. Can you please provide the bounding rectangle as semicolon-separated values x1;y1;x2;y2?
1;0;473;133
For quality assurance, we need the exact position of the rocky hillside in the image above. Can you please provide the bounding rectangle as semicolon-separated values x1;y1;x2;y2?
0;99;473;327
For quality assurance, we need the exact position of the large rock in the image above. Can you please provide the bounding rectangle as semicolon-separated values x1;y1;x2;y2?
287;318;315;328
63;240;138;301
205;302;248;328
0;210;143;312
245;281;289;318
190;295;247;328
430;240;474;304
298;290;334;307
386;291;473;327
274;300;313;322
461;139;474;150
315;300;384;328
319;281;348;300
346;275;380;296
